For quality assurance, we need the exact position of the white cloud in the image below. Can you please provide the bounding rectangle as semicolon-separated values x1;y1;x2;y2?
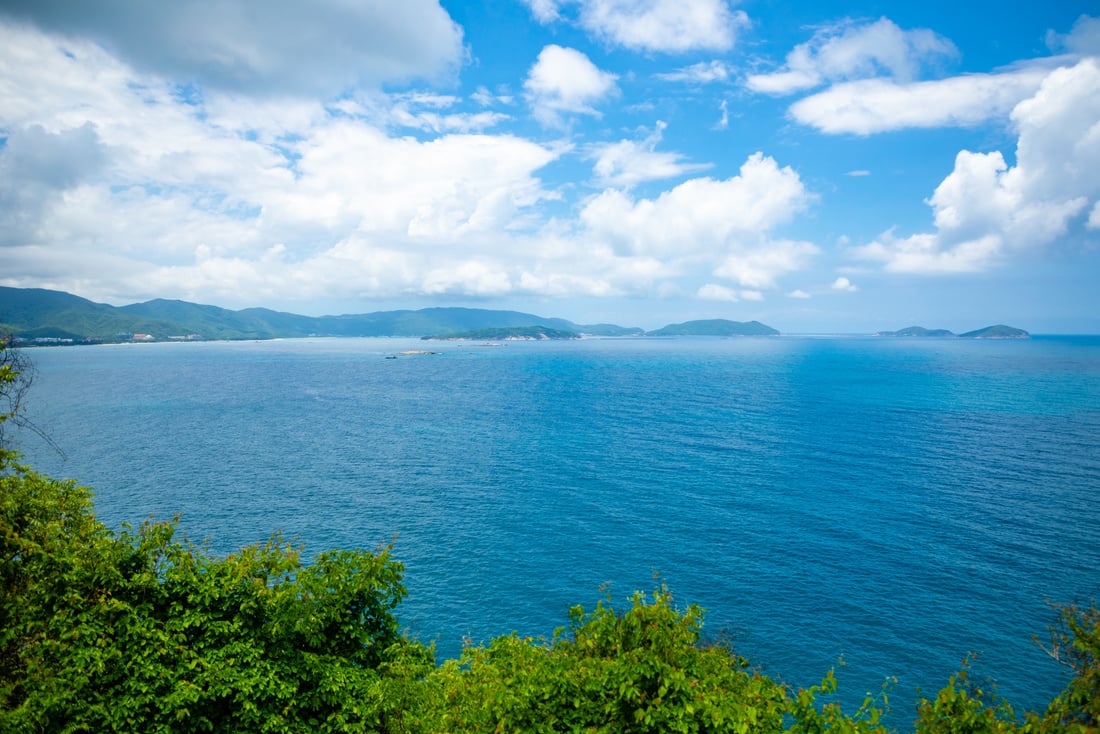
276;122;559;241
581;152;810;256
713;240;819;289
589;121;711;187
524;0;563;23
747;18;957;95
580;153;818;289
388;94;511;133
524;0;748;53
856;59;1100;274
0;15;830;312
524;45;619;127
654;60;732;83
471;85;514;107
788;289;811;299
788;66;1051;135
423;260;513;295
1047;14;1100;56
846;170;871;177
831;276;857;291
698;283;739;301
1089;201;1100;230
0;20;576;305
716;100;730;130
0;0;464;97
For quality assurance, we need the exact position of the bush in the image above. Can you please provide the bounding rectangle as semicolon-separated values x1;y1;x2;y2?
0;450;432;733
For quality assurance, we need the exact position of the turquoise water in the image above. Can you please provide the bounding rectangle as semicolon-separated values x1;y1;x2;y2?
18;335;1100;719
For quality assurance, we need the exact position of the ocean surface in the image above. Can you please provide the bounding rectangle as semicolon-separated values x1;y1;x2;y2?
16;335;1100;721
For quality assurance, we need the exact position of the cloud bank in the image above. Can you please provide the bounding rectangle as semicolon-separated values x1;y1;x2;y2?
856;59;1100;273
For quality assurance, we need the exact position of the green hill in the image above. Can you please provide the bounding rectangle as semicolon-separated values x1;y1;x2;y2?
958;324;1030;339
0;287;641;342
423;325;580;340
646;319;779;337
876;324;1029;339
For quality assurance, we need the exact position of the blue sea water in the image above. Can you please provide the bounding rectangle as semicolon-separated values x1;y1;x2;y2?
16;335;1100;721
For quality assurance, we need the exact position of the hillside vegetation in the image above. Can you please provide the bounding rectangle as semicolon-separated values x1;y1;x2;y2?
646;319;780;337
0;287;641;342
876;325;1030;338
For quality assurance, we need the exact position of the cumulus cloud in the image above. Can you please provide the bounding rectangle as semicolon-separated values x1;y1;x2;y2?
0;0;464;97
524;45;619;127
581;153;809;256
589;121;711;187
0;20;574;305
524;0;748;53
712;241;819;289
580;153;818;288
856;59;1100;273
698;283;739;301
0;13;827;311
747;18;957;95
831;276;857;291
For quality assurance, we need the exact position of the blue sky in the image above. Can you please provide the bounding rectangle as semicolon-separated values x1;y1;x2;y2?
0;1;1097;332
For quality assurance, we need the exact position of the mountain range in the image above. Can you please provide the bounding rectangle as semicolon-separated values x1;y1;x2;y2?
0;287;652;342
2;287;1032;343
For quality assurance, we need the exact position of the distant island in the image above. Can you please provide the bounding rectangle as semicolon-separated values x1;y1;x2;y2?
422;326;580;341
876;324;1030;339
646;319;779;337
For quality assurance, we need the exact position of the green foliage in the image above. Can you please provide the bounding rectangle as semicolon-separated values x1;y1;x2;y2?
911;603;1099;734
0;450;432;733
1034;602;1100;732
915;658;1024;734
419;587;893;734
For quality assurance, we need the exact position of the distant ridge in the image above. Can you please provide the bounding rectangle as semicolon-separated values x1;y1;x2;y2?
423;326;580;341
876;324;1029;339
0;286;643;343
646;319;779;337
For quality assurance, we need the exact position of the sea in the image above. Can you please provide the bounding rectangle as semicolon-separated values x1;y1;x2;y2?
14;334;1100;722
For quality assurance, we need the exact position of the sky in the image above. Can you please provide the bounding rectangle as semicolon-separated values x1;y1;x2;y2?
0;1;1098;333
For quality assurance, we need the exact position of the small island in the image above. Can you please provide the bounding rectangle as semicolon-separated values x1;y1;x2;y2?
646;319;779;337
876;324;1029;339
958;324;1030;339
875;326;955;337
422;325;581;341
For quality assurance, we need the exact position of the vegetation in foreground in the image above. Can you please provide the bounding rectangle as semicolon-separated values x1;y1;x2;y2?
1;341;1097;733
